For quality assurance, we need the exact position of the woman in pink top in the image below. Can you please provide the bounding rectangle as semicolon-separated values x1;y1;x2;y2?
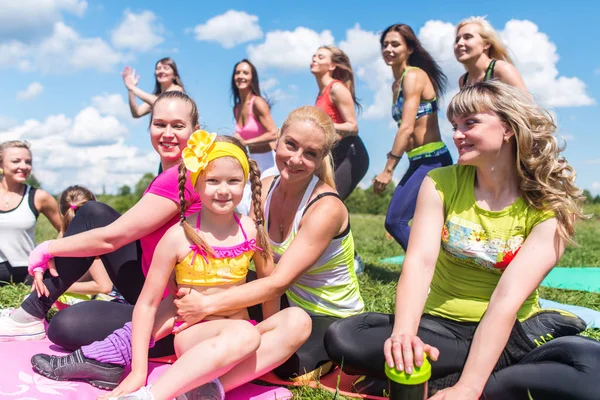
0;92;201;353
231;59;278;177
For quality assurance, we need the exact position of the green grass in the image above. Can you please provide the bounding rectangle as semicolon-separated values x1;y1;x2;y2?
2;212;599;398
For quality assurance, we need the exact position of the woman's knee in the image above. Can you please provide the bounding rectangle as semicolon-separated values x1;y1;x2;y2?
47;307;83;350
280;307;312;347
66;201;119;235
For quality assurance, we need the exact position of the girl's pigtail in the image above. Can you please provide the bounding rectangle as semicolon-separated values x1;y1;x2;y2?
178;163;215;257
248;159;272;259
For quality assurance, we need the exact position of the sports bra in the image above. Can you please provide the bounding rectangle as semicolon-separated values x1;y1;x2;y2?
235;96;267;141
174;214;259;286
315;80;345;124
392;67;438;125
462;59;496;87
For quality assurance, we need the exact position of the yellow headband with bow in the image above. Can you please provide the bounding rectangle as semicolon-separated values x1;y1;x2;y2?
182;130;250;186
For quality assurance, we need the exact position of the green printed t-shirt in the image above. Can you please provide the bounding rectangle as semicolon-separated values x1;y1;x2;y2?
424;165;554;322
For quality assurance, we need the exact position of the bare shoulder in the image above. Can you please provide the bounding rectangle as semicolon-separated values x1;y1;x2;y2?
33;188;56;208
166;85;184;93
306;181;348;220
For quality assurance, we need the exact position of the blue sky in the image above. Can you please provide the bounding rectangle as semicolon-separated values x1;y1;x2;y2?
1;0;598;195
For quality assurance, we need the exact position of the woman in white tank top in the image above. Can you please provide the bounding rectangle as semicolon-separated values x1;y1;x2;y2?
0;141;61;285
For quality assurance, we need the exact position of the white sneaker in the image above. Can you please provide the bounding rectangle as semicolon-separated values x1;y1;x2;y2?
110;386;155;400
0;311;45;341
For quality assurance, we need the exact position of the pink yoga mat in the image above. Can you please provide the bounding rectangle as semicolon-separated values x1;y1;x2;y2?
0;339;292;399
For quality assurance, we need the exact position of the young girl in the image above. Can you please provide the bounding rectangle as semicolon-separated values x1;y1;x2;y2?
54;186;113;309
455;16;527;91
33;133;281;400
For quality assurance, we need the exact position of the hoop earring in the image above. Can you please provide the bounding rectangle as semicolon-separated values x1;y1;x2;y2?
0;168;4;175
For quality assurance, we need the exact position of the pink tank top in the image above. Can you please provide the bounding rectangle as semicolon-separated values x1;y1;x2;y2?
315;80;344;124
235;96;266;140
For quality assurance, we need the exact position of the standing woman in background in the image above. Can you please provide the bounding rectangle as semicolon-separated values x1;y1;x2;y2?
122;57;186;174
231;59;279;215
455;16;527;91
232;59;278;177
122;57;186;119
373;24;452;251
0;140;62;286
311;46;370;201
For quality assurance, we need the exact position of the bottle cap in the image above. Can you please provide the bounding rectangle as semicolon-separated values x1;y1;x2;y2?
384;355;431;385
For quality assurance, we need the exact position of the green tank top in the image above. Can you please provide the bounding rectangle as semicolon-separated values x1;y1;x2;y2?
425;165;554;322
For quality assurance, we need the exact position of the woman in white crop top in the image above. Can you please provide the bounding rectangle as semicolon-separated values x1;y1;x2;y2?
0;140;61;285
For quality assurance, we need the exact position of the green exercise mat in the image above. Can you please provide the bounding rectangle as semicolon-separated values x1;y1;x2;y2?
379;255;405;264
541;268;600;293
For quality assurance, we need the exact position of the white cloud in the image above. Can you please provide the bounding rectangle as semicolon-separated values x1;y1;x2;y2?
16;82;44;100
91;93;131;119
260;78;278;91
0;100;156;194
592;182;600;194
501;20;594;107
247;27;334;70
0;22;127;73
69;107;128;146
192;10;263;49
0;0;87;42
339;24;381;65
111;10;164;52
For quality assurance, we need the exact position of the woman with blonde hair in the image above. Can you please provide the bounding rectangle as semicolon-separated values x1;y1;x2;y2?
325;81;599;399
311;46;369;200
455;16;527;91
0;140;61;286
173;105;364;380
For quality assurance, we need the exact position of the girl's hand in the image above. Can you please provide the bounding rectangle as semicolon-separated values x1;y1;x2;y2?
373;170;393;195
31;259;58;298
429;383;481;400
172;288;208;333
98;370;146;399
121;66;140;91
383;333;439;374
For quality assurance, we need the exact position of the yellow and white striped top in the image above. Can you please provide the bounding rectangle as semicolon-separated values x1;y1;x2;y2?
265;176;364;318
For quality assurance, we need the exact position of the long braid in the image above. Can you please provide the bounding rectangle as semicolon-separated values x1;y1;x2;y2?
248;159;272;260
178;163;215;257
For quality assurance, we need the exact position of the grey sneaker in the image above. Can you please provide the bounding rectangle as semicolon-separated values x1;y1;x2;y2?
176;379;225;400
31;349;124;390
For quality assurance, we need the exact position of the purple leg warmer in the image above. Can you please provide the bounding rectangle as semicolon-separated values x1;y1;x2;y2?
81;322;155;367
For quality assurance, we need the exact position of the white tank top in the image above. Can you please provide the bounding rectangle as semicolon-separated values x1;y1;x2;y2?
0;185;38;267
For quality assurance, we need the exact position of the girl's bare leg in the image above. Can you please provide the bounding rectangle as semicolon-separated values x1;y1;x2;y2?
149;319;262;400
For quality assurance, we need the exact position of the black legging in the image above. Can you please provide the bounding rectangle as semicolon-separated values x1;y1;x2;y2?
332;136;369;201
246;270;339;380
325;313;600;400
0;261;33;286
21;201;176;357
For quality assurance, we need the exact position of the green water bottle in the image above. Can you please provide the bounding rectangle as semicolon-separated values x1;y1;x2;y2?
384;355;431;400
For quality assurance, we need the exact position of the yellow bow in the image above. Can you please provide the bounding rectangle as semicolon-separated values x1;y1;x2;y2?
182;130;250;186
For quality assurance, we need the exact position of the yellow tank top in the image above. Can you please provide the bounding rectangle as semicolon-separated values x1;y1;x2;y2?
174;214;259;286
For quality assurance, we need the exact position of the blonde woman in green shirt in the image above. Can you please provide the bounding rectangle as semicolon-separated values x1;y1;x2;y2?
325;81;599;399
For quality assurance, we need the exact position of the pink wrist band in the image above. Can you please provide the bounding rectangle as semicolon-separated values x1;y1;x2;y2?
28;240;55;276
